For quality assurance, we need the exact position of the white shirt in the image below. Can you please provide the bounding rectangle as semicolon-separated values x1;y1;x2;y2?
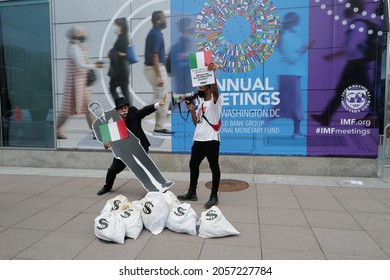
193;96;222;142
68;43;95;69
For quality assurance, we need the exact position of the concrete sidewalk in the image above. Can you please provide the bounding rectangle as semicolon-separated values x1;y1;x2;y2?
0;167;390;260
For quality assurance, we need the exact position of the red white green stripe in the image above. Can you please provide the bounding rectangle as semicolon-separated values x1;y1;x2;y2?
189;51;213;69
99;119;128;143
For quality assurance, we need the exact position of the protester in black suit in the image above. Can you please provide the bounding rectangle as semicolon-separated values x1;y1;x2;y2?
89;96;173;195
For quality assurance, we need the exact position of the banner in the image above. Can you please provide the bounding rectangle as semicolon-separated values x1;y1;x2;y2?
170;0;383;158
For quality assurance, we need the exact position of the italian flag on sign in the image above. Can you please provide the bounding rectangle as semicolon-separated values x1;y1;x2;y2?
99;119;128;144
189;51;213;69
188;51;215;87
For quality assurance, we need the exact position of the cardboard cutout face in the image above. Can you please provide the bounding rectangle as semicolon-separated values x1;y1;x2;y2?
89;101;173;193
89;102;103;118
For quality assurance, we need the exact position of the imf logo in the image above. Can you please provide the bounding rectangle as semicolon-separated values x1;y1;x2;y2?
341;84;371;113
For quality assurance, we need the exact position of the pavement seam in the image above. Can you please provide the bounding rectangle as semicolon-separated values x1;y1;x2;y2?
290;184;328;260
134;233;153;260
255;183;263;260
325;185;390;259
10;228;52;260
73;235;98;260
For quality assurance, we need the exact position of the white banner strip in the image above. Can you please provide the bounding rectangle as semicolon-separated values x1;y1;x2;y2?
1;260;390;280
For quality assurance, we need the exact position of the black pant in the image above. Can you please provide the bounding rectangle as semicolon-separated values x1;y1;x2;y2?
104;157;126;190
109;79;131;105
188;140;220;196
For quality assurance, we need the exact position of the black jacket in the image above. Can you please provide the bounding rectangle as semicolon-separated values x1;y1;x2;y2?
108;34;129;82
125;104;156;152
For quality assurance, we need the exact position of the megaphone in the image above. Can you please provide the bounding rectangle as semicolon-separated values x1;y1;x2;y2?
171;91;199;105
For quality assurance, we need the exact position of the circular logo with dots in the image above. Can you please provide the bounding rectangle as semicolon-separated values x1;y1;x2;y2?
341;84;371;113
315;0;383;36
194;0;279;73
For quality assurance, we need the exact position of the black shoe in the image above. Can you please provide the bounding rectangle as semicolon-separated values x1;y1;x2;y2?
97;187;111;196
177;192;198;201
162;181;174;188
204;196;218;209
153;129;175;136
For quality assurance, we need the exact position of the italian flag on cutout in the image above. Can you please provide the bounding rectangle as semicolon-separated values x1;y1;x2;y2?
99;119;128;144
189;51;213;69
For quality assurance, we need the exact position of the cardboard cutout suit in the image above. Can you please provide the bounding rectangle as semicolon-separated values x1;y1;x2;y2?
89;101;173;193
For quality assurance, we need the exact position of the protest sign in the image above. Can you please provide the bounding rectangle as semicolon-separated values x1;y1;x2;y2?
189;51;215;87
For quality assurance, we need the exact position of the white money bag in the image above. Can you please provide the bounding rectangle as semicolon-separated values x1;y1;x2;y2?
101;194;131;214
166;203;197;235
117;201;143;240
198;206;240;238
94;212;126;244
141;192;169;235
162;191;181;212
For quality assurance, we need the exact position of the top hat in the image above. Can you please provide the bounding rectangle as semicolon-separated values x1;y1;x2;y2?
114;97;129;109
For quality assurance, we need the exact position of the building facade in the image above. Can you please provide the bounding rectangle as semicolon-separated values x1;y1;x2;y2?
0;0;388;176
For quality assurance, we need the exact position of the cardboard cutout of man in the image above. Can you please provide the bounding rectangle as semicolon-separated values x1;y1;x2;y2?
89;97;173;194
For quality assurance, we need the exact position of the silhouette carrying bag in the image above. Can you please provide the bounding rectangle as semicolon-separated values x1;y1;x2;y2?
127;45;139;64
86;69;96;86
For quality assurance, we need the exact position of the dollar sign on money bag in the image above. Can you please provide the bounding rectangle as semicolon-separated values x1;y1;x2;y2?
143;201;154;215
206;209;218;221
111;200;121;211
174;206;186;216
97;218;109;230
120;209;133;218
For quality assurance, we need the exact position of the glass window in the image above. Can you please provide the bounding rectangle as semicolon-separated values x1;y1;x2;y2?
0;0;53;148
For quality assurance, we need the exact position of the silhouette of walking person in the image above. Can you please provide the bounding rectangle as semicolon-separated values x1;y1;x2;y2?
268;12;313;138
108;18;131;105
57;25;105;139
143;11;173;136
312;0;380;126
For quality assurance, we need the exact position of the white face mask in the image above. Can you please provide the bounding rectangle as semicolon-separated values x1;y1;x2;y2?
111;26;117;34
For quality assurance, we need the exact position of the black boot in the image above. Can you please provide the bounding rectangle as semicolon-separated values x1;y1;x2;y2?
204;194;218;209
97;186;111;196
177;192;198;201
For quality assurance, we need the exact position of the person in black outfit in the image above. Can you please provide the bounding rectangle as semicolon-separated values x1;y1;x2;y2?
89;96;173;195
108;18;131;105
177;62;222;209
